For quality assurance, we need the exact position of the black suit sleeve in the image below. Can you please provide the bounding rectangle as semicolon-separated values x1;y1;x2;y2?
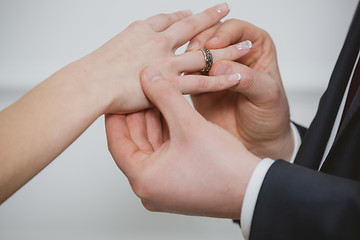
250;160;360;240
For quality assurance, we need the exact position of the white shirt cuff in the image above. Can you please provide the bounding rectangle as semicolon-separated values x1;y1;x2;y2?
240;158;275;240
240;123;302;239
289;122;302;164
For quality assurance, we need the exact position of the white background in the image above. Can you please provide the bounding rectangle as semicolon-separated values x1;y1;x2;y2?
0;0;358;239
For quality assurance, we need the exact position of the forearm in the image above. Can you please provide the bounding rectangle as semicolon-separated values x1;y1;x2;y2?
0;60;109;203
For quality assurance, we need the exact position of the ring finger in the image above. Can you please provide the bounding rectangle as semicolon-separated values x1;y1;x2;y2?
175;40;253;73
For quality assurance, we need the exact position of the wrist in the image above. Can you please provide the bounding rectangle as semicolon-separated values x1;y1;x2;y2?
235;152;262;219
70;56;125;115
269;123;294;161
246;123;294;161
57;58;112;117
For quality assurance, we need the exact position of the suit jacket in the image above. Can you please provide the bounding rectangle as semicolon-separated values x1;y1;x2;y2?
249;2;360;240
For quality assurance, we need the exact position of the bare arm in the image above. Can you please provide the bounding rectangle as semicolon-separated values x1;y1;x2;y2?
0;3;244;203
0;60;107;203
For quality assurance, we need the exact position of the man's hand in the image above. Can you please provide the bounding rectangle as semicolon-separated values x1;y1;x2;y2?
188;20;294;161
105;66;260;219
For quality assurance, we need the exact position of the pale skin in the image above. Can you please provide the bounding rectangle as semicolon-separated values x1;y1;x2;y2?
105;19;294;220
105;66;261;219
0;3;252;204
188;19;294;161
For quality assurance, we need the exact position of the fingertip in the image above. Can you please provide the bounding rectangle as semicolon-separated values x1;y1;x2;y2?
237;40;253;50
215;2;230;15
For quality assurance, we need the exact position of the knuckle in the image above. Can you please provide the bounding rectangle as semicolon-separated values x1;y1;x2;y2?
181;18;198;33
217;77;227;89
239;69;255;90
158;13;173;23
167;74;179;85
224;18;240;26
129;20;147;29
224;47;235;59
267;83;282;101
175;11;185;19
197;77;210;90
150;33;170;47
157;13;167;19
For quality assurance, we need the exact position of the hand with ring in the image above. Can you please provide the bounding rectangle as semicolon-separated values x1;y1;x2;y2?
106;66;261;219
81;3;252;114
0;3;261;203
187;19;294;161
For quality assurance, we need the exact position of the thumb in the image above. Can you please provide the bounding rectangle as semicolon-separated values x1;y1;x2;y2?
211;61;277;103
141;66;201;128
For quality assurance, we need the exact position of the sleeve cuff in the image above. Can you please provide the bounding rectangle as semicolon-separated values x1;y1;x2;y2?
240;123;301;239
289;122;302;164
240;158;275;240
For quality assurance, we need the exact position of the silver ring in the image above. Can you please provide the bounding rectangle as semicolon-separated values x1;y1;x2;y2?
200;48;213;73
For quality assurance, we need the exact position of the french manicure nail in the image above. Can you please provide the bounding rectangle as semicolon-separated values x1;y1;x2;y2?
237;40;252;50
216;2;230;14
228;73;241;81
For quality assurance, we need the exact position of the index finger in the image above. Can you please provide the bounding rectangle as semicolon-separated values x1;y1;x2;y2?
164;2;230;49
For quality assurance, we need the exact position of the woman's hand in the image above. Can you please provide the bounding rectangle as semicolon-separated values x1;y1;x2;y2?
77;3;248;114
106;66;261;219
0;4;248;203
187;20;294;161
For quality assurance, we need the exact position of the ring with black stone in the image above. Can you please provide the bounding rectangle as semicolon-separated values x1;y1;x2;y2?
200;48;213;73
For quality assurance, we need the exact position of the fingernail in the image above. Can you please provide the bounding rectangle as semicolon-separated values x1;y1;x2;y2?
237;40;252;50
214;63;230;75
215;2;230;14
228;73;241;82
180;9;192;17
145;66;162;82
186;41;199;51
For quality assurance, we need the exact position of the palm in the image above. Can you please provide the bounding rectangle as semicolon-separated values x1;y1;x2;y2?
190;20;291;159
106;109;255;219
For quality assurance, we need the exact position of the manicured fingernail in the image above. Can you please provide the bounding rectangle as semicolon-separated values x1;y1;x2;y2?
237;40;252;50
186;41;199;51
215;2;230;14
180;9;192;17
214;64;229;75
228;73;241;81
145;66;162;82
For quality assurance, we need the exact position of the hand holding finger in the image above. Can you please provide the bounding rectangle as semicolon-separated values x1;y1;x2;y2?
171;73;241;95
211;61;280;104
176;40;253;73
140;66;201;132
